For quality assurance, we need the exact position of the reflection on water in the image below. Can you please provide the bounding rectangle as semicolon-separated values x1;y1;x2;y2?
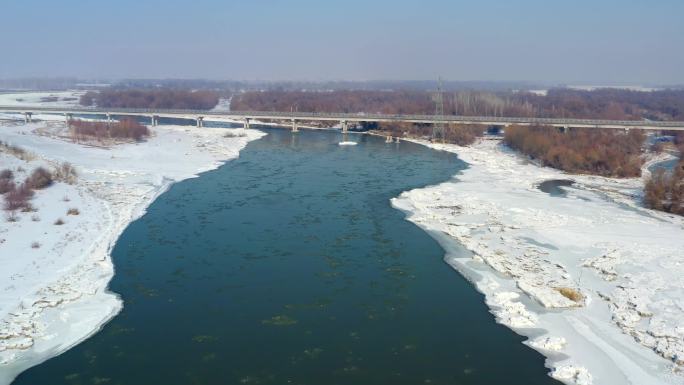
15;128;559;385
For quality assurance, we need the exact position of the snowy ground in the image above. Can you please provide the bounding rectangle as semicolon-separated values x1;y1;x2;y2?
0;116;263;384
0;91;84;108
393;139;684;385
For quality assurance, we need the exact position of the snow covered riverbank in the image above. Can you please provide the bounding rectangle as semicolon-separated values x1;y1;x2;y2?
393;139;684;385
0;118;263;384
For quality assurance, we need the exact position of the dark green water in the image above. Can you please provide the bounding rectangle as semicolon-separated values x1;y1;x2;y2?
14;129;558;385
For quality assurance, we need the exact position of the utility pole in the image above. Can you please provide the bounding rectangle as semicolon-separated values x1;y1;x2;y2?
433;77;445;142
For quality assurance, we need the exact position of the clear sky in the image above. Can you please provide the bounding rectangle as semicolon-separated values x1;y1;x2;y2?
1;0;682;84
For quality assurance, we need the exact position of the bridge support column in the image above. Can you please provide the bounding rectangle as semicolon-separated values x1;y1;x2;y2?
150;115;158;127
106;113;112;126
64;113;73;128
197;117;204;128
292;119;299;133
341;120;348;133
24;112;32;124
244;118;251;130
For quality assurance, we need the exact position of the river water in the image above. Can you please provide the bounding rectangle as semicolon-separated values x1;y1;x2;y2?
14;128;558;385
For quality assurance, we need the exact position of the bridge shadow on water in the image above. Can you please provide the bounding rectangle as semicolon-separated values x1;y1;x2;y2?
14;128;560;385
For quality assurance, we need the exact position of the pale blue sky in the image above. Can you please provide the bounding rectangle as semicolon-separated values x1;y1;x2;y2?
1;0;682;83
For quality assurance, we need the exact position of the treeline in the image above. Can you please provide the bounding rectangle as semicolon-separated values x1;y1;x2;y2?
378;122;484;146
231;89;684;121
70;118;150;142
503;126;645;177
645;161;684;215
231;90;434;115
80;89;219;110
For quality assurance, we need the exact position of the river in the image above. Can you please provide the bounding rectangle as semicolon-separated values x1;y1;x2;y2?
13;128;559;385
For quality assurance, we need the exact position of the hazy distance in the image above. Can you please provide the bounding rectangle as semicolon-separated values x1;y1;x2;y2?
1;0;683;85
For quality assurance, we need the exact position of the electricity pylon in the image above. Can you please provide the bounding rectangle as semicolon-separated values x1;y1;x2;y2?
433;77;446;142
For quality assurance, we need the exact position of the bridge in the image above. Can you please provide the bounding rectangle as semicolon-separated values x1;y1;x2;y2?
2;105;684;132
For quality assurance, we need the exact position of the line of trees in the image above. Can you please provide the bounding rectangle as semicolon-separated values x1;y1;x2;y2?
70;118;150;142
503;125;645;177
80;89;219;110
230;89;684;121
377;122;484;146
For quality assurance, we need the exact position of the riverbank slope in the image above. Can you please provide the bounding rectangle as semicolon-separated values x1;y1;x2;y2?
393;138;684;385
0;119;263;384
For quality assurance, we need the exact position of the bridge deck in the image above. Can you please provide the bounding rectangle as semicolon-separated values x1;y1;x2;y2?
1;105;684;130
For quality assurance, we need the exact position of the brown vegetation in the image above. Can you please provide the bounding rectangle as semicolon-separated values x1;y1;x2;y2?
231;89;684;121
557;287;584;303
70;118;150;142
0;141;33;161
67;208;80;216
644;160;684;215
504;126;644;177
0;170;14;194
379;122;484;146
80;89;219;110
53;162;77;184
26;167;53;190
4;183;34;211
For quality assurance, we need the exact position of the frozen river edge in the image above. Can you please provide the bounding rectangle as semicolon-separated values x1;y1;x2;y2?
392;138;684;385
0;115;264;384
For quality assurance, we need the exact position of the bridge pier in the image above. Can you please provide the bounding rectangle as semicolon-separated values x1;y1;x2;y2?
150;115;159;127
292;119;299;133
24;112;32;124
341;120;348;133
106;113;112;126
244;118;251;130
197;116;204;128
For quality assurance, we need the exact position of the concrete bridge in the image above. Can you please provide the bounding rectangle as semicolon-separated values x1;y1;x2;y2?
1;105;684;132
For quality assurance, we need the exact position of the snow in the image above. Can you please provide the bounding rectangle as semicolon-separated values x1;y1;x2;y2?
0;117;263;384
392;138;684;385
0;91;84;108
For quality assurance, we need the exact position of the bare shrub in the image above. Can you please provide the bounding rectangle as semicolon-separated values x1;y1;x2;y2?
0;141;34;161
504;125;645;177
0;169;13;180
31;214;40;222
6;211;18;222
54;162;77;184
0;179;15;194
62;195;71;202
3;183;34;211
70;118;150;142
20;203;36;213
31;241;41;249
26;167;53;190
67;208;80;216
645;160;684;215
54;218;65;225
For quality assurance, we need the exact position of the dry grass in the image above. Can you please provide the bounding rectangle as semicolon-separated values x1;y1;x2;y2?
0;141;35;161
53;162;77;184
67;208;80;216
31;241;41;249
54;218;65;225
31;214;40;222
557;287;584;303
